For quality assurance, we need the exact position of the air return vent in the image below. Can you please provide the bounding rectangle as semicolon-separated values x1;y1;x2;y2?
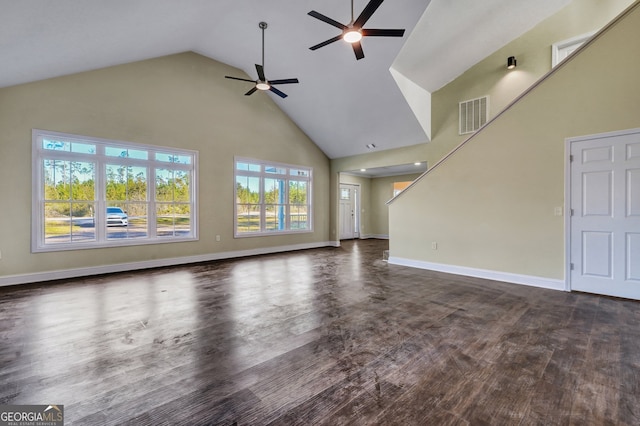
459;96;489;135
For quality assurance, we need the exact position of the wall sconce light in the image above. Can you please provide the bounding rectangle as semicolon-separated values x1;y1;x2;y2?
507;56;517;69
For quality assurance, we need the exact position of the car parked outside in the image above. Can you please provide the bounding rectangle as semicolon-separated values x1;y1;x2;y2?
106;207;128;226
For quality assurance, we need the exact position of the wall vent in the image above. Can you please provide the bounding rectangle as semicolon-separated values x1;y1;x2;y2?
459;96;489;135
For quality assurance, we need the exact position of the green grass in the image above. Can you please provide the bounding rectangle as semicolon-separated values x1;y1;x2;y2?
44;216;191;239
45;222;78;235
236;214;308;232
156;216;190;226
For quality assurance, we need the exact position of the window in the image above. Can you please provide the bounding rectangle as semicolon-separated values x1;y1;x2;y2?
235;157;312;237
393;181;413;197
32;129;197;252
551;31;596;67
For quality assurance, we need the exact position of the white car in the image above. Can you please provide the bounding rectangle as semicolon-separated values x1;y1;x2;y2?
106;207;128;226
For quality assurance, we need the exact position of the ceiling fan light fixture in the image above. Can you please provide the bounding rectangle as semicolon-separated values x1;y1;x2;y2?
343;29;362;43
308;0;406;60
224;21;299;98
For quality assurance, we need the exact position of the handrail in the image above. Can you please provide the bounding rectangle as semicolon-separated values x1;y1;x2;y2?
387;0;640;205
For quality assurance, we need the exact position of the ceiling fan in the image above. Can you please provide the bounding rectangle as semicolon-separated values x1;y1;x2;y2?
225;22;299;98
308;0;405;60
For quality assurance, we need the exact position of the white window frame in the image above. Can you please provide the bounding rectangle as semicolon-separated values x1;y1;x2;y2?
551;31;596;67
32;129;198;252
234;156;313;238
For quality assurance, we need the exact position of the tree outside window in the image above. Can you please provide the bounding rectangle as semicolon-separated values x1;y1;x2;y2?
235;158;312;236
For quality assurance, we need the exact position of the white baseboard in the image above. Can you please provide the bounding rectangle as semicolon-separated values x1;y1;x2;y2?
0;241;337;287
388;256;566;292
358;234;389;240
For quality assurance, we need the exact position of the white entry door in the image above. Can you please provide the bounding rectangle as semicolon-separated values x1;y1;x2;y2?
569;129;640;299
339;184;359;240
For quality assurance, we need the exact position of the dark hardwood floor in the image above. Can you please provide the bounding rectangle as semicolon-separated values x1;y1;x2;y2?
1;239;639;425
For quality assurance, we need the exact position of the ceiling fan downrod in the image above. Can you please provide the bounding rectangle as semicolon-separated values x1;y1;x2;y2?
350;0;355;24
259;21;267;71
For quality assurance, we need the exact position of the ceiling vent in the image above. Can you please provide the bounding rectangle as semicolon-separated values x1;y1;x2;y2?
459;96;489;135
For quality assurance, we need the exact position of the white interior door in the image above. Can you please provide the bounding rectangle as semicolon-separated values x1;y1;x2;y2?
339;184;359;240
569;129;640;299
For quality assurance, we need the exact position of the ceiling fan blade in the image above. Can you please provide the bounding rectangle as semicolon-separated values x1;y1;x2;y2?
352;41;365;60
225;76;256;83
269;78;299;85
310;35;343;51
308;11;348;30
361;28;405;37
269;86;288;98
354;0;385;28
245;87;258;96
255;64;266;82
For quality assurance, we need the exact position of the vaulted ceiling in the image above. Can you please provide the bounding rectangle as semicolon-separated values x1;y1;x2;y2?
0;0;569;159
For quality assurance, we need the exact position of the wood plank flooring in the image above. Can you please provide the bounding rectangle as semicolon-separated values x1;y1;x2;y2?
1;239;639;425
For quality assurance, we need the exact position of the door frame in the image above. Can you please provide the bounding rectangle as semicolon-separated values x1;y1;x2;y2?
565;127;640;293
339;183;361;240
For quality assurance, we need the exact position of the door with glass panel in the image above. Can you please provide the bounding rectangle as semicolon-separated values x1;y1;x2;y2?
339;184;359;240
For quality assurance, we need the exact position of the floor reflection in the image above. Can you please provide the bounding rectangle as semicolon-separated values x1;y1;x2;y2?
226;254;318;370
3;239;639;424
21;270;198;406
2;240;392;423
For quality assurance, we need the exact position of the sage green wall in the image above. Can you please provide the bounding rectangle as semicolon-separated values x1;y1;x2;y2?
338;172;421;238
370;173;421;237
0;52;330;279
427;0;634;169
330;144;428;242
389;2;640;279
328;0;633;246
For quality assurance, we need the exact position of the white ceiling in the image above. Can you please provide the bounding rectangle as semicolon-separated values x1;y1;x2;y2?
0;0;569;160
393;0;571;92
343;162;428;178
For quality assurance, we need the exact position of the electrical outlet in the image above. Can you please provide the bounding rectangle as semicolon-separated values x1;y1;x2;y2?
215;235;221;242
554;206;563;216
431;242;438;250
